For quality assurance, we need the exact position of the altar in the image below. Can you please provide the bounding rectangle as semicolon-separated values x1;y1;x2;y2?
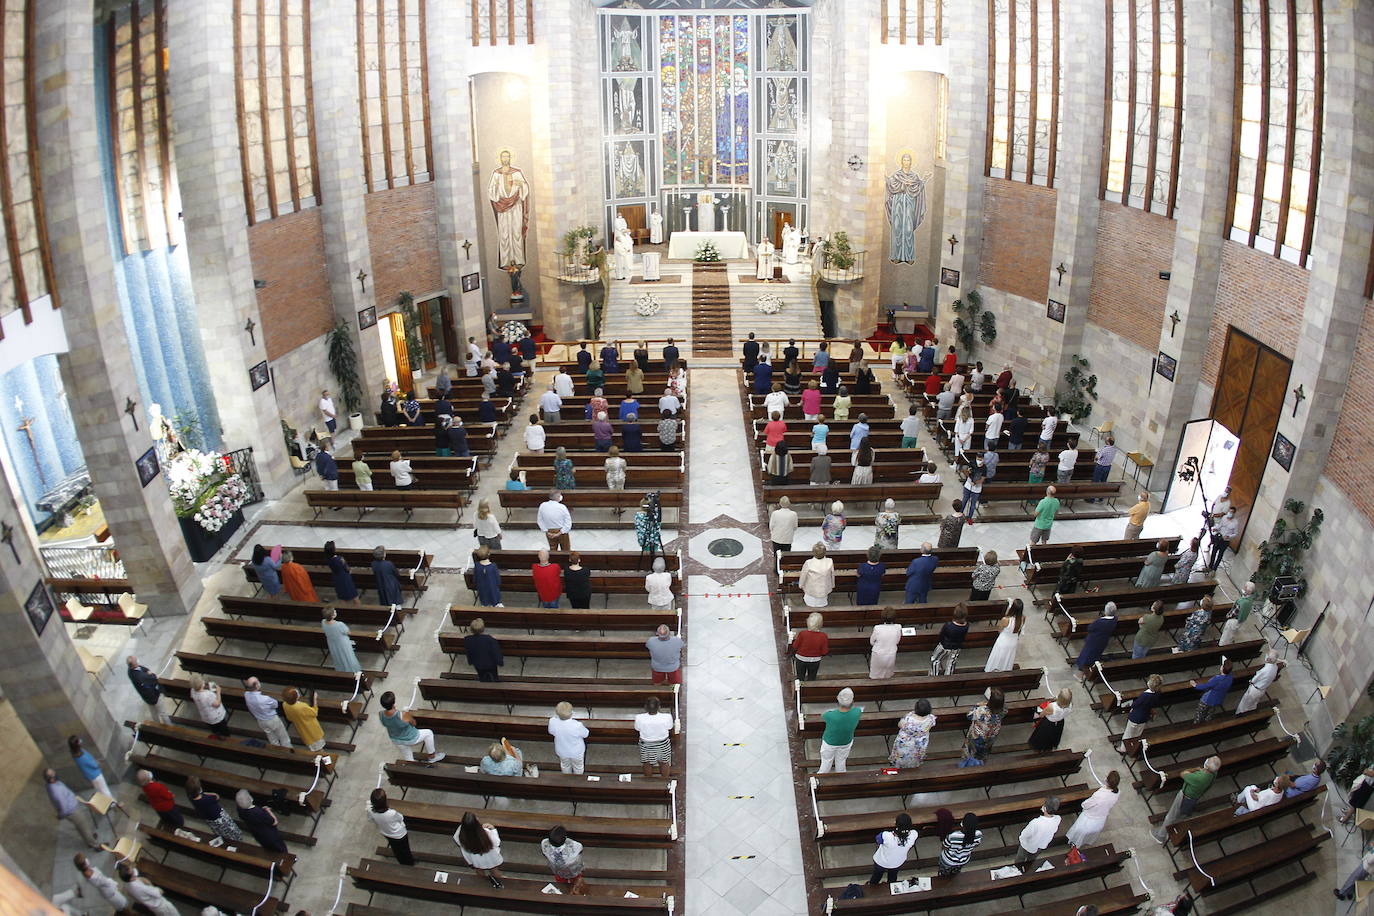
666;230;750;261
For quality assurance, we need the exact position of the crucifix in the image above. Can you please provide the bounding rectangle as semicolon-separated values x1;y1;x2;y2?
13;398;43;485
244;316;257;346
461;240;473;260
124;396;139;431
356;269;368;293
0;521;17;564
1168;310;1181;337
1291;383;1306;418
1055;262;1068;287
947;234;959;256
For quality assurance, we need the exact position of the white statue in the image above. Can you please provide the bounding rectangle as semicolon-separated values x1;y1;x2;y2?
782;222;801;265
649;208;663;244
615;143;644;197
613;229;633;280
611;19;636;68
487;149;530;268
615;80;639;132
756;238;775;281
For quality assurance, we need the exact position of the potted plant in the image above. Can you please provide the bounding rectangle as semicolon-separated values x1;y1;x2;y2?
396;291;424;381
819;231;863;282
950;289;997;358
1055;354;1099;423
326;321;365;429
694;240;722;263
561;226;598;266
1251;499;1324;611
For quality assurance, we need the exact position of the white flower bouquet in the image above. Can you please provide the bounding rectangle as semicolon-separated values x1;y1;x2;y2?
756;293;785;315
166;449;249;532
501;320;530;343
694;241;722;262
634;293;661;317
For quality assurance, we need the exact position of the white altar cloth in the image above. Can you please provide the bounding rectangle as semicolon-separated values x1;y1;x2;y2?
666;230;750;260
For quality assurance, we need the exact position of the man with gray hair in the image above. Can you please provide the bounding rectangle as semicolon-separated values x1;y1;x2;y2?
817;688;863;774
1152;756;1221;842
646;624;684;685
537;490;573;551
243;677;291;747
1236;650;1285;714
1014;796;1061;870
1074;603;1118;682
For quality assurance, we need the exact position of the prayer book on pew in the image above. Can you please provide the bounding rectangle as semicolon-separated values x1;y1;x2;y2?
889;877;929;895
541;884;562;894
434;872;450;883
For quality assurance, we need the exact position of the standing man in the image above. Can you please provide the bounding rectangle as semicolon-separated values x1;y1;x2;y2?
1152;757;1221;842
916;340;936;373
983;407;1004;451
937;500;965;548
244;677;292;747
1233;581;1258;623
1236;650;1285;714
1125;492;1151;539
1014;797;1061;871
540;384;563;425
463;619;505;681
743;333;760;372
1029;486;1060;545
537;491;573;550
1208;507;1240;570
1091;437;1118;497
770;497;799;566
1074;603;1118;681
466;336;482;376
126;656;169;723
900;405;922;448
662;338;680;372
436;366;453;399
1056;443;1080;484
1038;413;1058;448
553;366;575;398
903;543;939;604
319;389;337;436
44;769;99;850
315;441;339;492
646;625;685;684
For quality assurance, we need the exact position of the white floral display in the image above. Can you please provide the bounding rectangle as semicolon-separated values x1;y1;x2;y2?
694;240;722;262
166;449;249;533
501;320;530;343
634;292;661;317
756;293;785;315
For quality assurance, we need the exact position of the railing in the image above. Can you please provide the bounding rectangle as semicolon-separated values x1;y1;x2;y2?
555;252;605;285
225;446;265;506
40;545;125;580
817;250;867;285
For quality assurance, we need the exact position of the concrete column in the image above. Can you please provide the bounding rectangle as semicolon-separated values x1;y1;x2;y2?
934;0;989;344
309;0;386;403
166;3;291;497
426;2;487;343
1143;0;1236;474
1043;0;1107;389
31;0;193;766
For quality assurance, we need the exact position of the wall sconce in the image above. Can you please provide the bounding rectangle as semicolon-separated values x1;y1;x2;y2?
253;279;267;289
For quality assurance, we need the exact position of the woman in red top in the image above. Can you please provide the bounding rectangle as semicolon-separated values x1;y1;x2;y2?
923;373;942;397
531;549;563;608
136;769;185;829
942;346;958;375
800;380;823;421
789;612;830;681
765;413;788;450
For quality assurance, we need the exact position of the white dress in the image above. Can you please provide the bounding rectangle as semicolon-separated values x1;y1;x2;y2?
983;618;1019;672
1065;786;1120;847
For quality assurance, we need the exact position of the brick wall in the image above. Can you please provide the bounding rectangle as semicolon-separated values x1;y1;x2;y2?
247;209;334;361
1200;241;1310;386
980;178;1056;303
365;182;444;315
1327;302;1374;522
1086;203;1176;350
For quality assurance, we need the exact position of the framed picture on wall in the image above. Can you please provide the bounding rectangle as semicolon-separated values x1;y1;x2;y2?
461;273;482;293
940;268;960;288
1046;299;1066;323
1156;351;1177;382
248;360;271;391
358;306;378;330
25;580;54;636
1272;431;1296;471
135;446;160;487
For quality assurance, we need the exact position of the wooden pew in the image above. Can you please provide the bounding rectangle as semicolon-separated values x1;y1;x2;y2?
1166;786;1324;846
128;721;336;778
158;677;366;725
514;452;684;470
1055;581;1217;616
497;488;683;521
336;466;475;492
346;859;672;912
449;604;678;633
410;709;648;745
46;577;136;623
1088;639;1265;687
1018;536;1181;564
819;627;1003;657
138;822;295;878
1173;825;1326;901
778;549;982;595
783;600;1011;631
817;784;1095;845
517;465;684;489
761;482;942;513
1095;666;1260;717
258;545;434;581
801;696;1044;740
439;633;660;661
1057;604;1232;645
463;549;683;572
419;677;674;710
201;617;397;660
796;668;1042;705
388;799;675;847
1005;884;1149;916
1026;554;1181;589
1120;705;1276;759
305;488;466;526
1136;735;1298;793
129;754;325;816
813;750;1084;801
975;480;1123;510
133;857;283;916
220;595;412;632
384;762;674;806
175;650;384;694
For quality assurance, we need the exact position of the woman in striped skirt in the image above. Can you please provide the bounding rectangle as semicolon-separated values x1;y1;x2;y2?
634;696;674;777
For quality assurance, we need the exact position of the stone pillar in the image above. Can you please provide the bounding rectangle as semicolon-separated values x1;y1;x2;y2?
309;0;386;403
166;3;291;497
1143;1;1235;475
426;1;487;343
1043;0;1107;389
934;0;989;344
31;0;195;767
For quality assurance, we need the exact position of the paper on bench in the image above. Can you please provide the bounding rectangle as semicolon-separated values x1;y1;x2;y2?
990;865;1021;880
901;627;917;637
541;883;562;894
465;765;479;773
619;774;633;782
434;871;449;883
624;891;640;898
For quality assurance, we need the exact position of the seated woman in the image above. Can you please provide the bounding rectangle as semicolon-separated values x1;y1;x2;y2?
480;742;524;776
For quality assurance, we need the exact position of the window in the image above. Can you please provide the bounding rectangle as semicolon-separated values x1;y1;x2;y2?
880;0;944;45
1101;0;1183;217
1228;0;1324;265
986;0;1061;186
472;0;533;46
357;0;432;191
233;0;319;224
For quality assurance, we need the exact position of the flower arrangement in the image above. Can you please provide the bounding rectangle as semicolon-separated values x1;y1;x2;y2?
756;293;785;315
166;449;249;532
694;241;722;262
634;292;661;317
501;320;530;343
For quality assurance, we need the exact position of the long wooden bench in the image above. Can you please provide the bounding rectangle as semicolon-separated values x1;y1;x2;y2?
127;721;336;778
783;600;1011;630
336;466;476;492
1004;884;1150;916
497;488;682;521
976;480;1123;510
762;482;942;513
419;677;675;710
46;577;137;623
388;799;675;847
305;489;466;526
1055;581;1216;616
384;762;674;806
759;457;937;485
819;626;1003;657
438;633;664;662
796;668;1043;705
133;857;283;916
1120;705;1276;759
1095;667;1259;718
813;750;1084;801
517;465;685;489
514;452;685;470
751;403;898;421
129;754;325;816
175;650;383;694
1166;785;1324;846
449;604;679;633
1089;639;1265;686
158;677;365;724
260;545;434;577
1018;537;1182;564
1058;604;1231;645
800;696;1043;740
1027;554;1181;589
138;822;295;878
1136;735;1298;794
202;617;397;660
220;595;413;632
410;709;649;745
817;784;1095;845
1173;825;1326;902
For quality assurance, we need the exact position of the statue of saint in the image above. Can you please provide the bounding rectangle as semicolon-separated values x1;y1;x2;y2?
615;143;644;197
611;19;637;70
885;153;929;264
649;207;664;245
488;149;530;268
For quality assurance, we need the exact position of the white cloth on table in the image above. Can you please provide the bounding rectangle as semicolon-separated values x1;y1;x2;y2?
666;231;749;260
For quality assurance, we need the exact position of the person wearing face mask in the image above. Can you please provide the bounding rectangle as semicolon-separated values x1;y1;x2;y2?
961;457;987;523
1208;506;1240;570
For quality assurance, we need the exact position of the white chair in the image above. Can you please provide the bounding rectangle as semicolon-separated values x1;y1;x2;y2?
117;592;150;636
65;597;95;621
76;647;107;687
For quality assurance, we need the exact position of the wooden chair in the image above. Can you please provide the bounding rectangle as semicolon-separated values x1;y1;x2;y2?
102;834;142;865
1091;418;1114;444
85;791;123;833
1279;626;1311;658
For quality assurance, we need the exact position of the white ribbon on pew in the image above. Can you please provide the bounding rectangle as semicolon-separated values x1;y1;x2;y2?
249;860;277;915
1320;789;1335;837
809;777;825;839
795;680;805;732
1185;830;1216;887
1024;542;1034;567
375;761;386;790
668;779;679;841
298;756;329;806
1058;599;1077;633
329;865;348;914
157;656;176;676
1094;661;1123;707
1125;848;1153;897
406;677;421;712
1272;704;1302;741
376;604;398;640
672;684;681;735
124;724;141;762
1081;748;1105;788
1138;739;1166;779
341;671;363;714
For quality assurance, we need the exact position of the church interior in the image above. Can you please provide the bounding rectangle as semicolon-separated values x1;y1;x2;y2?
2;0;1372;914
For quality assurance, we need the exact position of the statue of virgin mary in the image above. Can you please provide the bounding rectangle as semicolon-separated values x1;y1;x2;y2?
885;153;928;264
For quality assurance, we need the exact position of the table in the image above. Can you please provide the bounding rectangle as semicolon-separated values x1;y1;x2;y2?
666;230;750;260
1125;451;1154;489
889;305;929;334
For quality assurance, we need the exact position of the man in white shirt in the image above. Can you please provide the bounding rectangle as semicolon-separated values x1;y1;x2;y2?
1056;445;1080;483
319;389;337;435
539;385;563;424
243;677;291;747
659;389;682;414
1234;775;1288;815
547;702;590;774
764;386;790;420
1208;507;1240;571
524;414;546;453
769;496;799;566
1014;797;1061;870
553;367;575;398
466;336;483;375
538;490;573;550
948;370;965;396
1039;414;1058;446
899;406;922;447
1235;650;1284;714
983;408;1004;451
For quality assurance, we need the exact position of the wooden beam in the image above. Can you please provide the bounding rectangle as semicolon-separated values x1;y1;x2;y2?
1272;0;1298;258
489;0;496;46
506;0;514;46
376;0;393;189
1247;0;1271;250
1098;0;1113;199
1122;0;1137;203
881;0;888;44
935;0;942;45
303;0;322;204
471;0;479;47
154;0;177;246
984;0;995;176
917;0;925;44
280;0;301;210
1047;0;1060;186
233;0;257;223
398;0;415;182
1165;0;1183;218
104;17;132;256
525;0;532;43
357;0;372;192
1224;0;1243;240
257;0;279;220
1143;0;1162;211
2;0;34;324
25;0;55;307
1005;0;1015;176
1298;0;1323;268
131;0;153;246
1027;0;1038;183
900;0;907;44
419;0;433;176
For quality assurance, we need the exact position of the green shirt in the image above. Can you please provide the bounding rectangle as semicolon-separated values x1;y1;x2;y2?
1234;594;1255;624
821;706;863;746
1134;612;1165;649
1033;497;1061;530
1181;768;1216;799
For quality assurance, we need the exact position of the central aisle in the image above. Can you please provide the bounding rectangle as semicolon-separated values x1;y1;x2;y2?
681;369;808;916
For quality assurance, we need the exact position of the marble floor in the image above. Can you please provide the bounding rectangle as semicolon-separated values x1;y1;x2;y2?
25;362;1352;916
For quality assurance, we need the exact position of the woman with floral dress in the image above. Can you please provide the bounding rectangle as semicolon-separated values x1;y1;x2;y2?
1176;596;1215;652
553;447;576;490
969;550;1000;600
821;501;847;548
604;446;627;490
889;699;936;768
874;499;901;549
960;688;1005;766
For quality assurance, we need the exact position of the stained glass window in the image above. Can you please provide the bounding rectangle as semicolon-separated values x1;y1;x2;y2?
658;13;750;187
987;0;1060;186
357;0;431;191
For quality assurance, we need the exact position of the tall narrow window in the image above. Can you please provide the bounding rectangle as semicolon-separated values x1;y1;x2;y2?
357;0;431;191
986;0;1061;186
880;0;944;45
471;0;533;46
233;0;320;224
1228;0;1323;266
1101;0;1183;217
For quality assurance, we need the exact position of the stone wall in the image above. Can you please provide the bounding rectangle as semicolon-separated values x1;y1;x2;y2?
1079;322;1159;442
1327;302;1374;522
1201;241;1310;386
271;332;334;440
980;178;1055;303
1086;203;1175;350
246;209;335;362
969;287;1063;392
365;182;445;313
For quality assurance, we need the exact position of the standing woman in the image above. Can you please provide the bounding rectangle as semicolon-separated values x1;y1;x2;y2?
188;675;231;737
867;813;917;886
831;386;852;421
767;442;794;485
937;813;983;876
983;599;1024;672
953;407;975;459
453;811;505;888
564;553;592;609
185;776;242;841
471;546;503;608
1135;540;1170;588
626;360;645;396
368;789;414;866
322;607;363;673
783;361;803;396
970;550;1000;600
633;341;650;372
821;501;847;548
1028;688;1074;753
434;416;453;456
874;499;901;549
1065;770;1121;848
1176;596;1215;652
634;696;675;777
324;540;360;606
389;450;415;489
868;608;902;679
474;499;503;550
372;546;404;607
251;544;283;596
604;446;628;490
116;863;179;916
401;391;422;426
68;736;122;806
554;447;577;489
850;441;874;485
889;699;936;768
960;687;1005;766
797;544;836;608
788;613;829;681
854;362;875;395
855;546;886;607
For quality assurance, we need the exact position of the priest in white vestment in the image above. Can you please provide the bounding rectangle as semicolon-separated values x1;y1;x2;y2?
756;238;775;280
649;208;664;244
782;222;800;264
613;229;633;280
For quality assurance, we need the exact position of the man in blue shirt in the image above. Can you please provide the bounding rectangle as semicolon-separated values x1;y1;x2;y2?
1189;659;1234;723
904;544;939;604
753;357;774;395
916;340;936;373
1285;760;1325;797
45;769;99;849
662;338;680;371
849;414;870;451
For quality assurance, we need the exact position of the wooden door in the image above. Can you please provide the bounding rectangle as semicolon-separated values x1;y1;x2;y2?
1209;327;1292;543
438;296;461;364
770;210;787;247
389;312;411;384
419;301;437;370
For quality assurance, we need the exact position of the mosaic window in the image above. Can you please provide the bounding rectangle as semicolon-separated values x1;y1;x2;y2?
658;13;751;188
987;0;1061;186
357;0;431;191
